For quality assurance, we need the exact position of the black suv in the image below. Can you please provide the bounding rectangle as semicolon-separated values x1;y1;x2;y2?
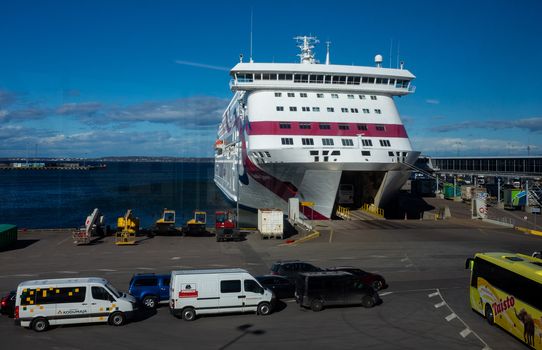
270;260;322;282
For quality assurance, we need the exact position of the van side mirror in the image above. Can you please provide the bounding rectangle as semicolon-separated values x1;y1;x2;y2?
465;258;474;270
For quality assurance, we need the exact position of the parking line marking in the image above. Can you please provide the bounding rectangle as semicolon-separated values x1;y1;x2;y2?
460;328;472;338
56;271;78;274
136;267;154;270
405;264;414;267
379;292;393;297
97;269;117;272
434;301;446;308
171;257;181;260
445;313;457;322
400;258;409;262
428;292;439;298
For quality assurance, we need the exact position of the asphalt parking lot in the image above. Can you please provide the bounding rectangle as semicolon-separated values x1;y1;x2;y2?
0;218;539;349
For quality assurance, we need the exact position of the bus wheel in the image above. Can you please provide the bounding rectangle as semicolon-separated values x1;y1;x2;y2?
484;304;494;325
31;317;49;332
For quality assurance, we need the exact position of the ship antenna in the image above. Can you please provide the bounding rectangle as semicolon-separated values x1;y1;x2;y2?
249;8;254;63
325;41;331;65
389;38;393;68
294;35;319;64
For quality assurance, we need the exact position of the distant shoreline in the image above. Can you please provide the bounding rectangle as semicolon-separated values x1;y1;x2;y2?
0;156;214;163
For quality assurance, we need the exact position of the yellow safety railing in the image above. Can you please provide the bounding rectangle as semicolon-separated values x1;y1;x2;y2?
361;203;385;218
336;206;351;220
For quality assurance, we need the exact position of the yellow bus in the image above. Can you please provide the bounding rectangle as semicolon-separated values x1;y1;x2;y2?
465;252;542;349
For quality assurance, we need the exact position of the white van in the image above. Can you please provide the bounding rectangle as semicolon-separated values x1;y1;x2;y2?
15;277;136;332
169;268;274;321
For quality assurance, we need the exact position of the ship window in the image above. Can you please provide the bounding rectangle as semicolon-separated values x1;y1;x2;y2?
324;156;329;162
276;106;284;111
342;139;354;146
362;108;370;114
279;122;291;129
341;108;349;113
376;77;382;84
262;73;274;80
322;150;329;155
274;92;282;97
371;95;378;100
362;139;373;147
302;138;314;146
338;124;350;130
314;156;319;162
357;124;368;131
310;75;324;83
294;74;309;83
281;138;294;145
331;94;339;99
310;150;318;156
302;107;310;112
237;73;253;82
359;94;366;99
351;108;359;113
312;107;320;112
347;76;360;85
289;106;297;111
375;124;385;131
362;151;371;156
324;75;332;84
299;123;311;129
347;94;354;99
287;92;295;97
389;79;395;85
332;76;346;84
322;138;334;146
331;151;340;155
265;152;271;157
317;93;324;98
254;73;261;80
379;140;391;147
388;151;394;156
362;77;369;83
300;93;308;98
367;77;375;83
382;78;389;84
327;107;334;112
278;74;293;80
375;109;382;114
319;124;331;130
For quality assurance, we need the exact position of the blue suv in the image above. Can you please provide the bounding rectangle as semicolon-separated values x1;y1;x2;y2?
128;273;170;309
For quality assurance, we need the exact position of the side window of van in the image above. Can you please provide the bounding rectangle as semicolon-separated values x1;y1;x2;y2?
26;287;86;304
92;286;114;301
220;280;241;293
244;280;263;294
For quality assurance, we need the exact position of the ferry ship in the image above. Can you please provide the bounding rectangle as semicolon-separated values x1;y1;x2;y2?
214;36;419;219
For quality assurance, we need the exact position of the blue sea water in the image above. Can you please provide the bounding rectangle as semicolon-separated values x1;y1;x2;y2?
0;162;237;229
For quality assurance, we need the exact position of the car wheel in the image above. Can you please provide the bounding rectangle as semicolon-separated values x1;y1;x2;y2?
142;295;157;309
371;281;382;291
310;299;324;312
31;317;49;332
108;311;126;326
257;302;272;316
362;295;376;308
485;304;494;325
182;307;196;321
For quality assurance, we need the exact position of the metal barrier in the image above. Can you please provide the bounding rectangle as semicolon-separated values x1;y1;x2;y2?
336;206;351;220
361;203;385;218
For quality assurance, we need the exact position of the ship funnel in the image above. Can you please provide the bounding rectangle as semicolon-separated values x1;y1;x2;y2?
375;54;383;68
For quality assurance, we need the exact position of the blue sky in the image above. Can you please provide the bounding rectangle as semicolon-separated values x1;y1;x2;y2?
1;0;541;157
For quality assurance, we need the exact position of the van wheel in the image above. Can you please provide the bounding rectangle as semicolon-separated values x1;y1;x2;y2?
362;295;376;308
109;312;126;326
31;317;49;332
371;281;382;291
485;304;494;325
257;302;271;316
182;307;196;321
142;296;157;309
310;299;324;312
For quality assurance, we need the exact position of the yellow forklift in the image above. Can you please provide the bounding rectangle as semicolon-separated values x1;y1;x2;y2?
183;210;207;235
115;209;139;245
150;208;178;236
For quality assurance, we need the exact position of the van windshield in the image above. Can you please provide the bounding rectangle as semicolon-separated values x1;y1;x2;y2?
105;283;122;298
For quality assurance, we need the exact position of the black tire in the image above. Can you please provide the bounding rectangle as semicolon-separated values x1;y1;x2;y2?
257;302;272;316
142;295;157;309
108;311;126;326
371;281;382;291
182;307;196;321
310;299;324;312
31;317;48;332
362;295;376;308
485;304;494;325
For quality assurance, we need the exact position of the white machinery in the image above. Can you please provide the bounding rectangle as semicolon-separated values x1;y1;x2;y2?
73;208;106;245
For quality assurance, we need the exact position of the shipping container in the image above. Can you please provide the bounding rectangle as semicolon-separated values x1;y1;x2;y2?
0;224;17;250
443;183;461;199
257;209;284;239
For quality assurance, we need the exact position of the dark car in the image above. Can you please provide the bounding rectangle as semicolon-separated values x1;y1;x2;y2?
270;260;322;282
0;291;16;317
295;271;380;312
128;273;170;309
256;275;295;299
326;266;388;291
